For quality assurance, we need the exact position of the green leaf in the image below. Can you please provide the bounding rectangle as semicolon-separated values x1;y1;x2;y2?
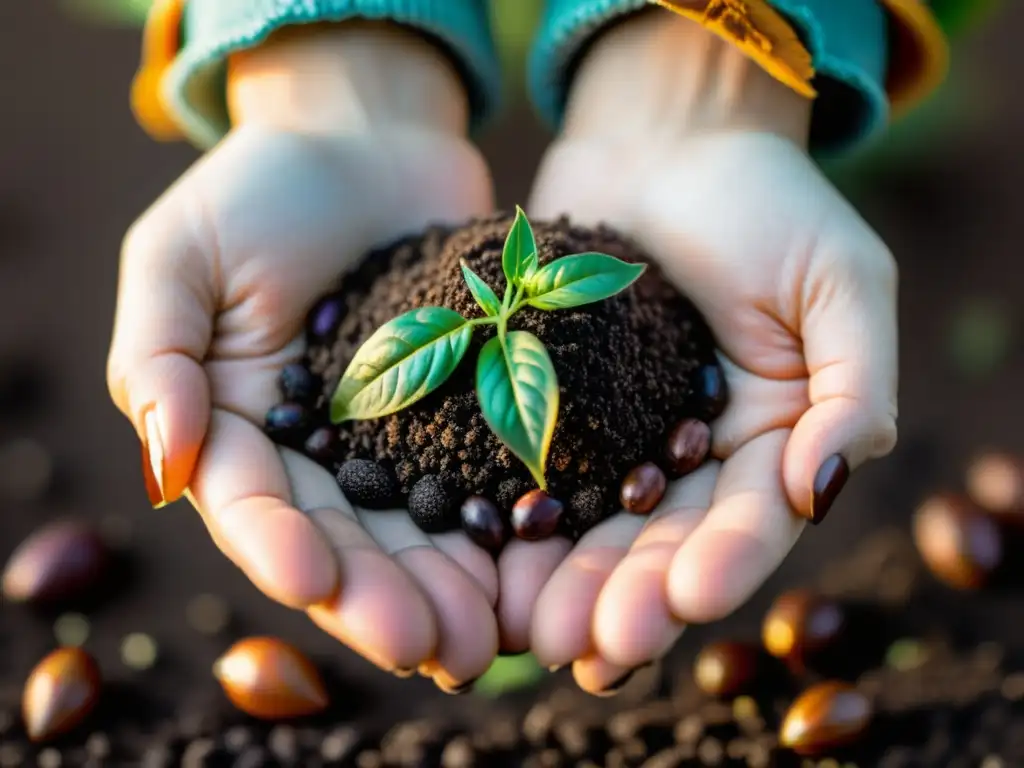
525;252;646;311
474;653;547;698
331;307;472;422
476;331;558;488
502;206;538;288
460;260;502;317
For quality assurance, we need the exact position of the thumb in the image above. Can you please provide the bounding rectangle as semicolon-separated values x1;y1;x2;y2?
107;194;214;508
783;238;899;524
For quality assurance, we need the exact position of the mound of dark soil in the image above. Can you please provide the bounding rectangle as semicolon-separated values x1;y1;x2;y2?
272;213;723;539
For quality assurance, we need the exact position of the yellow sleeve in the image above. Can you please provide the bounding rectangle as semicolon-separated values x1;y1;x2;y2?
131;0;185;141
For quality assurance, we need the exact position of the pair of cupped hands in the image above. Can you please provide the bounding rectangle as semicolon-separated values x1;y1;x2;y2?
106;16;898;694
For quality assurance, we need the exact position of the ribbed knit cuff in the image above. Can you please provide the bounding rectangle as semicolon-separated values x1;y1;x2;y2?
162;0;501;149
528;0;891;157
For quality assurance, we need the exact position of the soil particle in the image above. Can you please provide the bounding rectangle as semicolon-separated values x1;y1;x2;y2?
301;214;719;538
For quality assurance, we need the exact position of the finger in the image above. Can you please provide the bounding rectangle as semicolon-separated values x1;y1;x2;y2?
429;532;499;607
358;511;498;688
529;514;645;669
668;430;803;623
188;411;338;608
496;537;573;654
571;654;638;697
205;339;305;424
592;462;719;667
786;245;899;523
711;355;809;460
107;202;216;506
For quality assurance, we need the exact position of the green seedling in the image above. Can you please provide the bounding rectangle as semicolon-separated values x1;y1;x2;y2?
329;208;646;488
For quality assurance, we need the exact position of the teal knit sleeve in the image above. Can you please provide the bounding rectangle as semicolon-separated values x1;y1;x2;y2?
162;0;502;149
528;0;890;156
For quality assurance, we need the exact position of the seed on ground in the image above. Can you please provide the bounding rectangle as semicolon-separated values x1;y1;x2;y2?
53;613;90;647
121;632;158;670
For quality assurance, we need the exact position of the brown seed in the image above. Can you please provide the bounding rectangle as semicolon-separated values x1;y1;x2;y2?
762;589;845;665
620;463;667;515
22;647;101;742
2;520;109;605
693;641;759;698
460;496;508;552
966;452;1024;517
213;637;328;719
779;681;872;755
912;493;1003;590
665;419;712;477
511;490;564;541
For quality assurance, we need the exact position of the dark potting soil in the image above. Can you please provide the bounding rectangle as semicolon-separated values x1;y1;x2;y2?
285;214;722;539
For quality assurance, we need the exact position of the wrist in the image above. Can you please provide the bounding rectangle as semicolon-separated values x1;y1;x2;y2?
561;9;812;149
226;21;471;137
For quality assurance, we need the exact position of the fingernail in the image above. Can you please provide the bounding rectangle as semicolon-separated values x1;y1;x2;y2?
548;664;565;673
141;409;167;509
437;677;478;696
393;667;415;679
596;670;636;696
810;454;849;524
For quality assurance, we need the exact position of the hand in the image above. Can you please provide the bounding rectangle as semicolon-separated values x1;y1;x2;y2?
498;11;898;692
106;23;499;689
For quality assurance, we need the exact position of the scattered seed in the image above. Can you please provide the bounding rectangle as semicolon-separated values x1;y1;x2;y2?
213;637;328;719
762;589;845;665
337;459;397;510
185;593;231;636
121;632;158;670
22;647;101;742
53;613;90;647
460;496;508;552
885;639;929;672
264;402;310;437
512;490;564;541
779;681;873;756
912;493;1003;590
304;427;339;463
693;363;729;421
308;296;344;340
665;418;712;477
2;519;109;605
278;363;319;404
620;462;667;514
0;437;53;501
693;642;759;698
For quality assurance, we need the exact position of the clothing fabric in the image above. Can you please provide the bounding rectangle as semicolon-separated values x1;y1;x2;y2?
132;0;953;156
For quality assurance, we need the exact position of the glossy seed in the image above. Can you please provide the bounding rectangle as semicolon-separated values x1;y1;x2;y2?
966;452;1024;517
620;463;667;515
2;520;109;605
665;418;712;477
912;493;1003;590
278;364;318;405
693;641;759;698
693;363;729;422
303;427;338;463
460;496;508;552
308;296;344;340
213;637;328;720
336;459;396;510
511;490;564;541
22;647;101;742
779;681;872;755
762;589;845;665
264;403;309;436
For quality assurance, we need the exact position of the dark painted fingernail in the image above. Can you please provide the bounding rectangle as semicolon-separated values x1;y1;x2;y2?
438;677;478;695
810;454;849;524
141;410;167;509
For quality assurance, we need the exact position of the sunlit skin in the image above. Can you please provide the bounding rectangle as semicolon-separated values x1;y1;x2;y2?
107;13;898;695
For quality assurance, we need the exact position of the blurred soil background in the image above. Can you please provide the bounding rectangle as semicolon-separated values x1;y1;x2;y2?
0;0;1021;745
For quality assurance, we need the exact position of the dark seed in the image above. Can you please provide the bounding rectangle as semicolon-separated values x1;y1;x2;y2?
308;296;344;340
762;589;845;666
694;363;728;421
336;460;397;510
408;475;455;533
278;363;318;404
2;519;109;605
303;427;338;463
912;493;1005;590
620;463;667;514
460;496;508;552
779;680;872;755
264;403;309;435
22;647;102;742
693;641;759;698
512;490;564;541
665;418;712;477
